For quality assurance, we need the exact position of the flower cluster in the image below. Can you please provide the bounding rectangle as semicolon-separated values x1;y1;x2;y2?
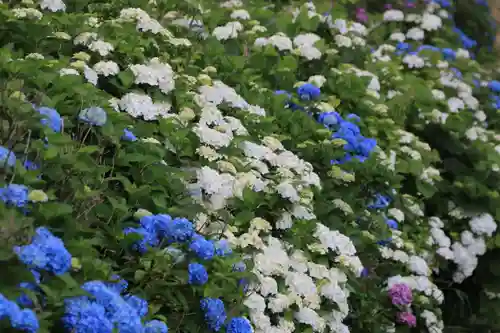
14;227;72;275
124;213;234;286
318;111;377;164
0;293;39;333
63;280;168;333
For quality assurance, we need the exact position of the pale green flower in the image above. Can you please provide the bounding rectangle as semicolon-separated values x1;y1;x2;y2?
28;190;48;203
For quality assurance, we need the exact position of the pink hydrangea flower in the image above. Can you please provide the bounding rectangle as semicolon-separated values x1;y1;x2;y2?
356;8;368;23
397;312;417;327
388;283;413;305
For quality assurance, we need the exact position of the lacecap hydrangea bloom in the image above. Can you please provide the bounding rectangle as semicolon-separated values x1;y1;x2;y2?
14;227;72;275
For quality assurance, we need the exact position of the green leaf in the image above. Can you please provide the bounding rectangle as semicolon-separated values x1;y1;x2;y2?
118;69;135;89
134;270;146;282
78;145;101;154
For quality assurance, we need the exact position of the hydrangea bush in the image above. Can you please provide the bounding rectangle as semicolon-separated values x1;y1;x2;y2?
1;0;500;332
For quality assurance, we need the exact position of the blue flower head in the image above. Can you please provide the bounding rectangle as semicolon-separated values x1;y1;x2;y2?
1;292;39;332
162;217;195;242
318;111;342;129
368;193;391;209
189;236;215;260
63;297;114;333
14;227;72;275
214;239;232;257
357;137;377;157
0;184;29;207
200;298;226;332
226;317;252;333
385;219;398;229
232;261;247;272
417;45;439;53
377;238;392;246
35;106;62;133
23;160;39;171
106;276;129;294
122;129;138;142
489;81;500;93
297;83;320;101
145;320;169;333
123;294;148;318
17;281;39;307
188;263;208;285
395;42;411;54
10;308;39;333
441;48;456;60
451;68;462;79
79;107;107;126
123;227;159;253
0;146;16;168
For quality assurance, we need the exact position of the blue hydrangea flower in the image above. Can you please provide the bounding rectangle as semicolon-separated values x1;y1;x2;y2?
14;227;72;275
232;262;246;272
189;236;215;260
368;194;391;209
333;121;361;146
377;238;392;246
0;184;29;207
357;137;377;157
23;160;39;171
79;107;107;126
386;219;398;229
188;263;208;285
145;320;169;333
395;42;411;55
35;106;62;133
70;280;157;333
200;298;226;332
10;308;40;333
450;68;462;79
162;217;195;242
441;48;456;61
17;282;38;307
123;294;148;318
214;239;232;257
123;227;159;253
107;275;129;294
63;297;114;333
122;129;138;142
226;317;252;333
0;146;16;168
489;81;500;93
0;293;39;333
318;111;342;129
297;83;320;100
